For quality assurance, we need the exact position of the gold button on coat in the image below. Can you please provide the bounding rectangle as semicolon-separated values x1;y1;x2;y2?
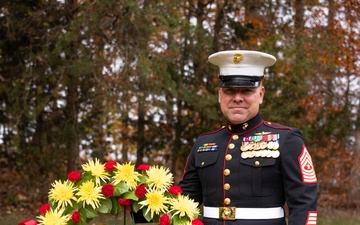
232;135;239;140
224;183;231;190
201;162;205;166
255;161;260;166
225;154;232;161
224;198;231;205
242;123;248;130
224;169;230;176
228;143;235;149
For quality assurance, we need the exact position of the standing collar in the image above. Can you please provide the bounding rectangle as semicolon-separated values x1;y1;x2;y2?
226;113;263;134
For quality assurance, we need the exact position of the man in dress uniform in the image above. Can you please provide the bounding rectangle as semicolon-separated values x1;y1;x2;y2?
179;50;318;225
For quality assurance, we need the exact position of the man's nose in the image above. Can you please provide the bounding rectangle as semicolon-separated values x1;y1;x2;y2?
233;92;244;102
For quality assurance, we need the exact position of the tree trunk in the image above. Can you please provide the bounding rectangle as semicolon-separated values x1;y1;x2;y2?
65;77;78;172
136;83;146;166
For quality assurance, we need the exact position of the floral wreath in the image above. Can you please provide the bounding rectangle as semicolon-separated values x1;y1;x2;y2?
19;158;203;225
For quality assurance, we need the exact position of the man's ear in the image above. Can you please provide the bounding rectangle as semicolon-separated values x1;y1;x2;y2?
259;86;265;104
218;87;221;104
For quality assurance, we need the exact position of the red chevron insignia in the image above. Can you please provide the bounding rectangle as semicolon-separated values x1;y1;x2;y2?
305;211;317;225
298;145;317;184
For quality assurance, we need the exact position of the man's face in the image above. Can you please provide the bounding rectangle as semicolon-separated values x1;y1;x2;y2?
218;86;265;124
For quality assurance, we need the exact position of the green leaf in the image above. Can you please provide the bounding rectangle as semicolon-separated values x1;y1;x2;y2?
132;201;141;213
110;197;122;214
72;201;82;210
81;206;98;218
81;171;93;179
123;191;139;201
80;210;88;225
139;174;148;183
151;213;160;222
114;182;128;196
76;172;96;186
98;198;112;213
62;205;74;215
143;209;152;222
172;215;190;225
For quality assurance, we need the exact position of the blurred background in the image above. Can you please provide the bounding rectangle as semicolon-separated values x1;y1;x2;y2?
0;0;359;224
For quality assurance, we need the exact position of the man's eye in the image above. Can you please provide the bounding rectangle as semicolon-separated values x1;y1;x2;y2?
223;89;236;94
242;89;253;93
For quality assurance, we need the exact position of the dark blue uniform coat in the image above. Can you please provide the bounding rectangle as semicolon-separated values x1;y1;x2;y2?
180;114;317;225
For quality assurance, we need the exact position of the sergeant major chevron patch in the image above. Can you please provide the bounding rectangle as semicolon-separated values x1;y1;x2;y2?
298;145;317;184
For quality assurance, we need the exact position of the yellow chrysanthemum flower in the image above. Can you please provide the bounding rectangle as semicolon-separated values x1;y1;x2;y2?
48;180;77;210
82;158;110;185
169;195;200;221
146;165;173;190
139;188;169;218
113;161;140;190
76;180;105;210
37;208;70;225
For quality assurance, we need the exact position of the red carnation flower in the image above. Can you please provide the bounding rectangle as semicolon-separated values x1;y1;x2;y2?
136;164;150;172
135;184;147;198
118;198;132;207
71;211;81;223
168;185;182;195
192;219;204;225
38;203;50;215
104;161;117;171
18;219;39;225
159;214;171;225
67;171;81;182
102;184;115;198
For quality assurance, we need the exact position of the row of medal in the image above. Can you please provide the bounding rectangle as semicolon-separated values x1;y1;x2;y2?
241;149;280;159
240;134;280;159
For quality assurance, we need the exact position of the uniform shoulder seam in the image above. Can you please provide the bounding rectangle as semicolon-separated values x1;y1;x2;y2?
263;121;293;130
199;126;226;136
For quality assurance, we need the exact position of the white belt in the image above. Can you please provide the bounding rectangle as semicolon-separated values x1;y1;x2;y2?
203;206;284;220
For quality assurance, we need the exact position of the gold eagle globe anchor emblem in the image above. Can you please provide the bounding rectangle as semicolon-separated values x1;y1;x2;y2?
233;53;244;63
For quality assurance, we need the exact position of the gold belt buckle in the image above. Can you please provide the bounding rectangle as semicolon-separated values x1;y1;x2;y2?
219;207;236;220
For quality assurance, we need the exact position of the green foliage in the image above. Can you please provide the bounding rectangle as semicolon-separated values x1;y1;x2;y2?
98;198;112;214
0;0;359;215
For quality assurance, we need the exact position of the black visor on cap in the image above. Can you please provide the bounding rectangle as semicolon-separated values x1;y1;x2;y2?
219;75;264;88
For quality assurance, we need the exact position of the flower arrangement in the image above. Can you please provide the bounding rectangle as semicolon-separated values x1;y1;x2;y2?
19;158;203;225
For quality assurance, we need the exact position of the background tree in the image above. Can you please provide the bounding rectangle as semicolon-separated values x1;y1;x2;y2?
0;0;359;216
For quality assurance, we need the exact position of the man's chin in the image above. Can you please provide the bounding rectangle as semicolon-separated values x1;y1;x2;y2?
228;116;247;124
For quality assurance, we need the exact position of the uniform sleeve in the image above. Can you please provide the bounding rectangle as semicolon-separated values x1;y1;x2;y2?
179;143;203;205
281;129;318;225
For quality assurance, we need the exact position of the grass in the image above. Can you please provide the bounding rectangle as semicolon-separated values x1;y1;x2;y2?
5;209;359;225
317;208;360;225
